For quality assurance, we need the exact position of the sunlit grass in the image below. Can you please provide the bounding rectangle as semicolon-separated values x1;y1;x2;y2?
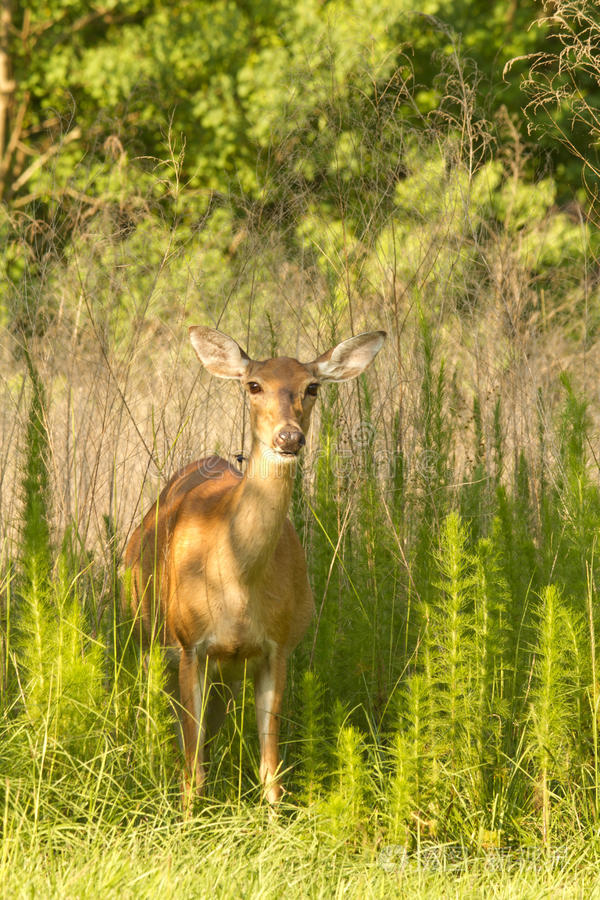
1;797;599;899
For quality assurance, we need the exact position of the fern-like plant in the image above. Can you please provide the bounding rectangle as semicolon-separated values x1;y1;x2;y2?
430;513;475;784
16;357;105;774
529;585;578;846
296;669;327;805
472;538;510;814
323;721;369;842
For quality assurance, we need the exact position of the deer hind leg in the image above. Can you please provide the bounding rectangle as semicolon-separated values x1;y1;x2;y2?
254;650;286;805
205;674;241;746
178;649;210;811
164;663;185;752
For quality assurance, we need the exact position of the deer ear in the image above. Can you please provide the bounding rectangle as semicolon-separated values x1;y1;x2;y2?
189;327;250;379
307;331;386;383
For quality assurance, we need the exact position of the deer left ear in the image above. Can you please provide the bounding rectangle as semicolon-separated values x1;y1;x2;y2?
307;331;386;383
189;326;251;379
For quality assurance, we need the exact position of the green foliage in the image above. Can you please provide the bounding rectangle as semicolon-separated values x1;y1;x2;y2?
430;512;474;760
1;0;597;343
3;3;600;867
388;676;426;843
20;356;51;588
472;540;509;794
551;375;600;597
322;722;369;842
296;669;327;804
5;0;587;209
4;333;600;866
17;558;105;763
529;585;579;842
387;728;415;845
15;362;105;770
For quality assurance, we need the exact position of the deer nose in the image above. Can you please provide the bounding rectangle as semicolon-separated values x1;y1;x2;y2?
275;429;306;454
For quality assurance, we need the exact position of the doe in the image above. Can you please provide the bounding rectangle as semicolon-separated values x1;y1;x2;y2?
124;326;386;805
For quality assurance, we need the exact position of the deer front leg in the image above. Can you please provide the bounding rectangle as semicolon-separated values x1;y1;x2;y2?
178;648;209;810
254;650;286;805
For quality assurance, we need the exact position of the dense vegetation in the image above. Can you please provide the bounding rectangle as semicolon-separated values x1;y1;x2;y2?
2;0;600;895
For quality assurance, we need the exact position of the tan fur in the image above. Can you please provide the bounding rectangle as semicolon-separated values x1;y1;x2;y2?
123;329;385;807
125;452;314;659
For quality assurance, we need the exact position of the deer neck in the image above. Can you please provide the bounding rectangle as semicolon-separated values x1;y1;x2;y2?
229;441;296;581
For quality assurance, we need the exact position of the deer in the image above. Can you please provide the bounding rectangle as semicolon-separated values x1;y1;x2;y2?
123;326;386;807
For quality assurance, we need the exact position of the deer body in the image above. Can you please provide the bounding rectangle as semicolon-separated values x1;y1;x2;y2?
124;330;385;806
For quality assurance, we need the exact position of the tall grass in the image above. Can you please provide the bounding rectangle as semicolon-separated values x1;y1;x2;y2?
1;44;600;894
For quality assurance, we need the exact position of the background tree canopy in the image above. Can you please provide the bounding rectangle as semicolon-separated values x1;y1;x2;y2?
0;1;597;227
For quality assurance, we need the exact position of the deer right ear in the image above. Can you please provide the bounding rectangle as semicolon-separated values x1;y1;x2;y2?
189;327;250;379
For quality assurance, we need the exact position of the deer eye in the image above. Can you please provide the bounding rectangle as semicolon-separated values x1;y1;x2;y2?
247;382;262;394
306;383;319;397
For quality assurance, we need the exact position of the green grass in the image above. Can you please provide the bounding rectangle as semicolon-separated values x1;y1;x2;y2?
3;78;600;890
1;802;599;899
3;349;600;892
4;334;600;895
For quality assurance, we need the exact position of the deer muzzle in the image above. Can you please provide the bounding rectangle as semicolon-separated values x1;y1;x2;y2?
274;428;306;455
